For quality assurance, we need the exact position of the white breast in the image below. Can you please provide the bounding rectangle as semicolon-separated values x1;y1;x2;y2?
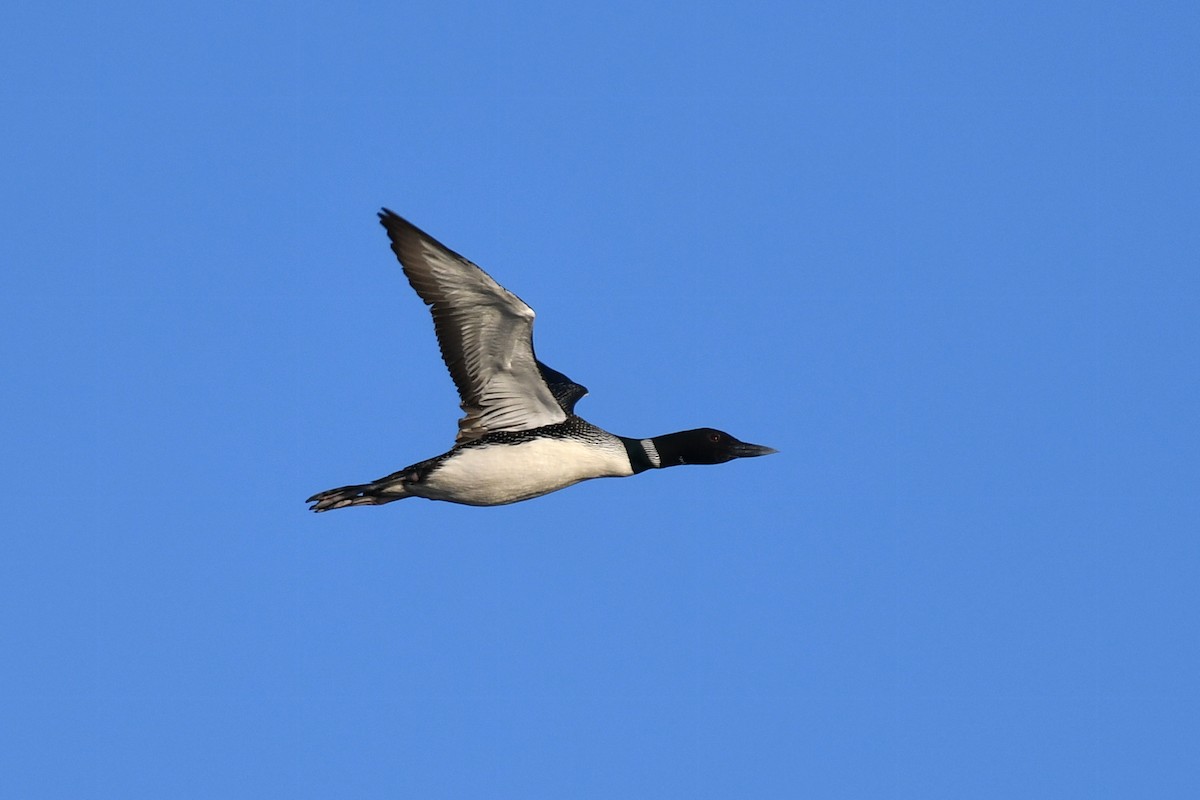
413;437;634;506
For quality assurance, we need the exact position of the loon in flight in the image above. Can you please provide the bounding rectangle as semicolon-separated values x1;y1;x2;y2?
307;210;776;510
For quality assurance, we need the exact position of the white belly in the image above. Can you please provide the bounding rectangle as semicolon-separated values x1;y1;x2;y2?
414;437;634;506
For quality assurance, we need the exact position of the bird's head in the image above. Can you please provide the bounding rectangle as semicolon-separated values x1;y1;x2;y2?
652;427;778;466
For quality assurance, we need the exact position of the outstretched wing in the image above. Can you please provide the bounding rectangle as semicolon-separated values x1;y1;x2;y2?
537;359;589;415
379;210;567;442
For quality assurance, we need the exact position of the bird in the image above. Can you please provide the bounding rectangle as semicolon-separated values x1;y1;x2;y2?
306;210;776;510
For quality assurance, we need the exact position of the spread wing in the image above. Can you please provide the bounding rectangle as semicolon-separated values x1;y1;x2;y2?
378;209;568;442
537;359;589;415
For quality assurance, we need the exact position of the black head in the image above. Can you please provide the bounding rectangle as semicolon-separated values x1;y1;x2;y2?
651;428;778;467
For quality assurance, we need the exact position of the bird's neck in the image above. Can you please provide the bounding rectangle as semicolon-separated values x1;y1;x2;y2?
620;434;686;473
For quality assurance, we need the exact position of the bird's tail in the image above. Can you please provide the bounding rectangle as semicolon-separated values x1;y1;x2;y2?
306;481;410;512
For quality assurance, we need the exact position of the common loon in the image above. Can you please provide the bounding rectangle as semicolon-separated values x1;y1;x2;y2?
307;210;776;510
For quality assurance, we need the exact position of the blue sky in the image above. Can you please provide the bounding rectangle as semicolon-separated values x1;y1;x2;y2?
3;1;1198;797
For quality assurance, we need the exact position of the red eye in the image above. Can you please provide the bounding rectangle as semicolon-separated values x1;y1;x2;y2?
708;432;722;443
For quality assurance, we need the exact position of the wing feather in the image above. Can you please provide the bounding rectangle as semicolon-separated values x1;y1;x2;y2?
378;210;568;442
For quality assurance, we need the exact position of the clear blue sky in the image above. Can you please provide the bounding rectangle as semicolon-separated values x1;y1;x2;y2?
3;2;1198;797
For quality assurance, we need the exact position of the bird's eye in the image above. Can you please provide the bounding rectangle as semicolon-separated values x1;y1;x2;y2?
707;432;722;443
